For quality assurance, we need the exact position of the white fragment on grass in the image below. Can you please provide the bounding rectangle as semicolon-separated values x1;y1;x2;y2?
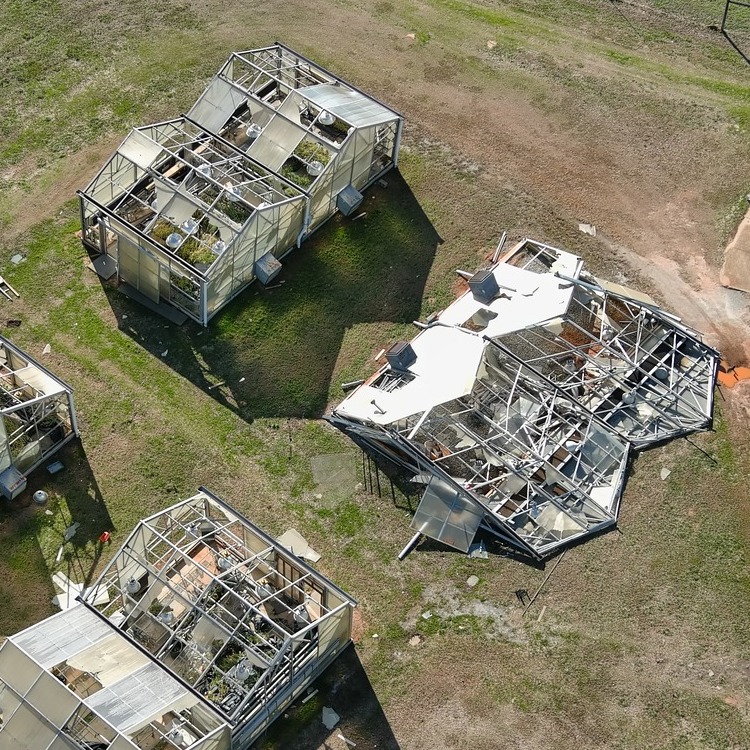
322;706;340;730
42;343;51;355
408;635;422;647
337;732;357;747
63;522;80;541
406;33;416;40
161;349;168;357
10;254;24;265
239;377;246;383
660;467;672;480
578;222;597;237
301;688;318;704
371;633;379;639
487;40;497;49
537;604;547;623
421;610;432;620
45;509;53;516
55;545;64;563
466;575;479;588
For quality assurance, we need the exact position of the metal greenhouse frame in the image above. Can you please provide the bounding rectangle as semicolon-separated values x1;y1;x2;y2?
0;335;78;499
79;43;403;325
0;489;355;750
327;238;719;560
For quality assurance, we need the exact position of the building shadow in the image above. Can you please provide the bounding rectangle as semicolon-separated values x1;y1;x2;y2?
257;643;400;750
0;440;114;636
101;172;441;422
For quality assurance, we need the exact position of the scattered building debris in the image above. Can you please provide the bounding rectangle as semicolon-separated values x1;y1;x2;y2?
487;40;497;49
578;222;597;236
468;540;488;559
0;489;356;749
278;527;322;563
408;635;422;646
322;706;341;730
46;460;65;474
328;238;718;560
466;575;479;588
79;44;403;326
717;359;750;388
337;732;357;747
660;467;672;480
10;254;24;265
536;604;547;622
42;343;51;354
302;688;319;704
0;275;19;300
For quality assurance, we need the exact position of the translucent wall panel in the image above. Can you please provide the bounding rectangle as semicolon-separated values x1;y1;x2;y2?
25;672;78;727
0;702;57;750
189;78;248;134
86;155;139;207
0;642;42;695
350;128;376;190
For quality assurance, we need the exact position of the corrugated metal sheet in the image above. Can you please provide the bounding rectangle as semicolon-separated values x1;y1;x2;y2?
12;606;112;669
300;84;398;128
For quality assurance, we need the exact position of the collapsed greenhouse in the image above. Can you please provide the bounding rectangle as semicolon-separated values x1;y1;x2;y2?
0;489;355;750
78;43;403;325
0;335;77;500
327;238;719;560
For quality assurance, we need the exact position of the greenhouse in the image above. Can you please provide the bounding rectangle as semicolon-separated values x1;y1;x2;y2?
79;43;403;325
0;335;77;500
328;238;719;560
0;489;355;750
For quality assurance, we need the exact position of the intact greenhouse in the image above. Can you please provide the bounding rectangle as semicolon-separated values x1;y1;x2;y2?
79;43;403;325
0;489;355;750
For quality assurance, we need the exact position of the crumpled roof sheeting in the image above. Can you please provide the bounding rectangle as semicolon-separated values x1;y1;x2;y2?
328;238;719;559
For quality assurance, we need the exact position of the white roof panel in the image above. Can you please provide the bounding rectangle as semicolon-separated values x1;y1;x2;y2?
300;83;399;128
86;662;191;734
12;605;112;669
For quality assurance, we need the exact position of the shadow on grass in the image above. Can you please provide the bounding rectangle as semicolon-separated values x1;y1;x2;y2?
0;440;114;636
104;172;441;421
259;643;400;750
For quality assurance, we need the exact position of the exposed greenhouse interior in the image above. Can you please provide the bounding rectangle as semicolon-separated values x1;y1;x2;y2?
327;238;719;560
0;335;77;500
79;43;403;325
0;489;355;750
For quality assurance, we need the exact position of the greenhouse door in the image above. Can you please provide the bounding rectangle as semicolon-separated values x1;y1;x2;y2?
118;236;160;304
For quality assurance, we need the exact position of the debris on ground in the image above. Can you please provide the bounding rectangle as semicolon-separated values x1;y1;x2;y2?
717;359;750;388
6;319;21;327
63;522;80;541
466;575;479;588
322;706;340;730
278;528;322;563
421;610;432;620
578;222;597;236
337;732;357;746
660;468;672;480
42;343;51;355
487;40;497;49
409;635;422;647
47;461;64;474
10;254;25;265
468;540;488;559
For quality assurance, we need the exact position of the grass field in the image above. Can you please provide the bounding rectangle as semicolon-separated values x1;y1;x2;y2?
2;1;750;749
